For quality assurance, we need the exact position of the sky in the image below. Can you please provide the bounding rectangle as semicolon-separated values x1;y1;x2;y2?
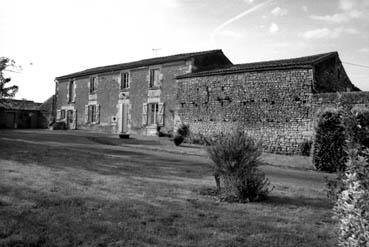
0;0;368;102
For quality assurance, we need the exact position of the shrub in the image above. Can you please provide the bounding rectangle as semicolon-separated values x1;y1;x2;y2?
334;148;369;246
173;135;184;146
351;106;369;148
173;124;190;146
177;124;190;138
312;108;348;172
299;139;313;156
206;130;271;202
325;172;346;201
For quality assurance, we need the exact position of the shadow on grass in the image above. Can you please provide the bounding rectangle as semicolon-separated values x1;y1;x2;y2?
197;186;332;210
87;136;162;146
263;195;333;210
0;139;212;180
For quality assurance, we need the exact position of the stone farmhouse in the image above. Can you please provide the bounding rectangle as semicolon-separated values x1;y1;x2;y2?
55;49;369;153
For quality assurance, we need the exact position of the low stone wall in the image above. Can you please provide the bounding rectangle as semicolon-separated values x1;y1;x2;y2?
312;91;369;114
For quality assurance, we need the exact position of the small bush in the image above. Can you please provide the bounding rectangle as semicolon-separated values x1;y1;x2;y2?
312;108;348;172
299;140;313;156
207;130;271;202
173;135;184;146
334;148;369;246
177;124;190;138
173;124;190;146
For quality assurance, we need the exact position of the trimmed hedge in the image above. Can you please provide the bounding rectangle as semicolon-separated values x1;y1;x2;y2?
312;108;347;172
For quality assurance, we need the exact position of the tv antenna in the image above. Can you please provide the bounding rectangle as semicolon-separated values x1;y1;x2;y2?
152;48;161;57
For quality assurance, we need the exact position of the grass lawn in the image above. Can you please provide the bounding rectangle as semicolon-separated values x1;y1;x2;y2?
0;130;336;246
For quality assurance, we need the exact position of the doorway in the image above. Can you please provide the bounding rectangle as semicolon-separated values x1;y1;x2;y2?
66;110;75;129
121;103;129;134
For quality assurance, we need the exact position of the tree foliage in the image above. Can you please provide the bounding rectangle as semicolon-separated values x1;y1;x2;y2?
0;57;18;98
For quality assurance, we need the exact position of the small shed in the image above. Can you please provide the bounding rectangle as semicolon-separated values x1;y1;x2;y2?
0;99;41;129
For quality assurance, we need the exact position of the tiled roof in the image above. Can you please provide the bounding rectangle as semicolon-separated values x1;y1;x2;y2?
0;99;41;111
56;49;225;80
176;51;338;79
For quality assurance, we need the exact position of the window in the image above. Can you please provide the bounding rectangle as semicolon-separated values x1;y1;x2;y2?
121;72;129;90
148;103;159;125
68;80;75;103
142;103;164;126
149;69;160;88
90;76;97;94
88;104;97;123
61;110;66;119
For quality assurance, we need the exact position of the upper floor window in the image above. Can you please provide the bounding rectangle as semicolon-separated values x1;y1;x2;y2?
121;72;129;90
149;69;160;88
68;80;75;103
90;76;97;94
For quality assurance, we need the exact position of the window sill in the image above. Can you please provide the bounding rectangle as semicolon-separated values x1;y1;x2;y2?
120;88;130;92
149;86;161;90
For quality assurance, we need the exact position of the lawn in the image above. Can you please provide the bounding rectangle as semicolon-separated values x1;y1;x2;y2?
0;130;336;246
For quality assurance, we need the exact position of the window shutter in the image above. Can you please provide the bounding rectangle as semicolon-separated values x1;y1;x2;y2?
88;79;91;93
96;104;100;124
73;110;77;129
66;86;70;102
158;103;164;126
146;72;150;87
142;103;147;126
73;83;76;102
57;110;61;120
127;73;131;88
85;105;89;123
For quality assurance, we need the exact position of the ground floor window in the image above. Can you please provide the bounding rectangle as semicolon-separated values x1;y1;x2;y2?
148;103;158;125
60;110;65;119
142;102;164;126
88;105;97;123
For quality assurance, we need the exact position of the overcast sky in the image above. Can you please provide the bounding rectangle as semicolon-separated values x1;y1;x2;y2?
1;0;368;102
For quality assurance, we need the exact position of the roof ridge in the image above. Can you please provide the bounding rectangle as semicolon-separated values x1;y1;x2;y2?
81;49;223;72
233;51;337;67
176;51;339;79
56;49;223;80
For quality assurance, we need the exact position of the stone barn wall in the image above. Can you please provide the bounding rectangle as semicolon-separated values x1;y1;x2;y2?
177;68;315;154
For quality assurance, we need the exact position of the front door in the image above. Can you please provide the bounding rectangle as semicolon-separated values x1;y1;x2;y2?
66;110;74;129
121;103;129;133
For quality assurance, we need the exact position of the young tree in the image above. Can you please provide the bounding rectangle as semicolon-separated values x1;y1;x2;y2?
0;57;18;99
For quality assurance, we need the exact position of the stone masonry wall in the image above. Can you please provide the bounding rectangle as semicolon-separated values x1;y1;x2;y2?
177;68;314;154
312;91;369;114
56;62;189;134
